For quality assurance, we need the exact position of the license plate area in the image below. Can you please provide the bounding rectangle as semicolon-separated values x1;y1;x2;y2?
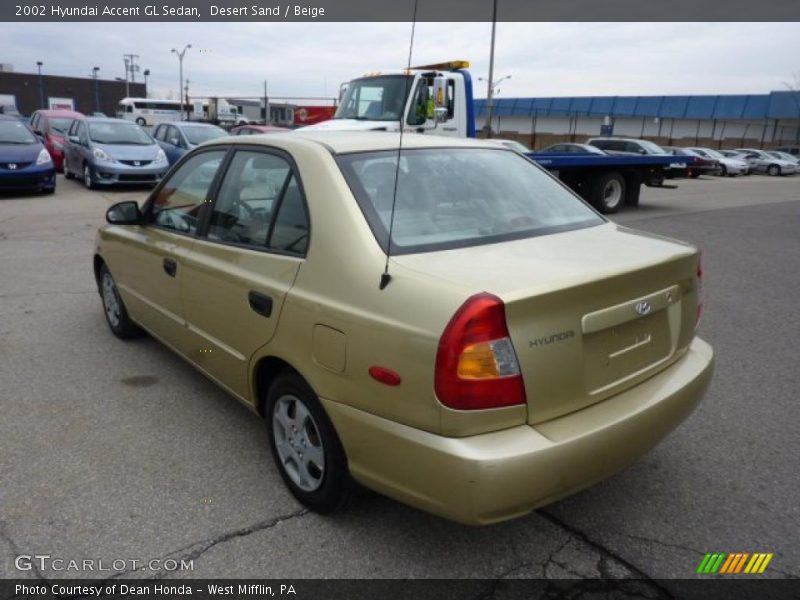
583;310;672;394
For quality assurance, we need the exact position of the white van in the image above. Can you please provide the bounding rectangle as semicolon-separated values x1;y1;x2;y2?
116;98;185;126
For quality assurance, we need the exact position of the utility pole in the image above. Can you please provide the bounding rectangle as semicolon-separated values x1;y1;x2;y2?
122;57;130;97
184;80;191;120
484;0;498;138
172;44;192;116
124;53;140;84
143;69;150;97
264;79;269;125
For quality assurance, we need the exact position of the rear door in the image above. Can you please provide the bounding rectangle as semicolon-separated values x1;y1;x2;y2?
180;147;310;401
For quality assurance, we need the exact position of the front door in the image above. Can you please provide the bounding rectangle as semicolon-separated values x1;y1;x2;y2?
115;148;228;352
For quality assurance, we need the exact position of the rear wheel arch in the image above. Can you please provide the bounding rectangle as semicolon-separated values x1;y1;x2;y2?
253;356;304;417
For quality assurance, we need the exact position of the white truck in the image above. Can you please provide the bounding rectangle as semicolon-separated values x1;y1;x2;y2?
303;61;685;213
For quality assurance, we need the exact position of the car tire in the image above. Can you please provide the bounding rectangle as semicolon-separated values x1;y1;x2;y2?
135;117;146;126
718;164;727;177
591;172;625;214
83;164;96;190
98;264;140;339
266;371;352;514
64;167;74;180
767;164;781;176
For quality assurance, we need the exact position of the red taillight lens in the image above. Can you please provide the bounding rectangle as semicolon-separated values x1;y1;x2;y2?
435;293;526;410
696;254;704;327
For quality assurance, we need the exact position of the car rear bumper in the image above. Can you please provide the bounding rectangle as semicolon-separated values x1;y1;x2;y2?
0;165;56;192
324;336;714;525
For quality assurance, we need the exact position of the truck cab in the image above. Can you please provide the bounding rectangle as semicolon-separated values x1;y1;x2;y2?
302;61;475;138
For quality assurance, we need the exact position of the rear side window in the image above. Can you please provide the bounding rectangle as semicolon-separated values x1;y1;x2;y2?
149;150;226;235
337;148;603;255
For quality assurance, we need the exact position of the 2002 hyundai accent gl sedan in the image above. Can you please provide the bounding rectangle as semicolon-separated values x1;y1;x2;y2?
93;131;714;525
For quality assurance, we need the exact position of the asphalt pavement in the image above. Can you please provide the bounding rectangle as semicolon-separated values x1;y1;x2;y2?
1;173;798;590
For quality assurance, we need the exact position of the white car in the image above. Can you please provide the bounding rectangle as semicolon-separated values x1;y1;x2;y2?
688;147;749;176
766;150;800;166
733;148;798;176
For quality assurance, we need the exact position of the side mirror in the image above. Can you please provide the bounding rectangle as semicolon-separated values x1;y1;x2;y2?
68;135;80;144
106;201;142;225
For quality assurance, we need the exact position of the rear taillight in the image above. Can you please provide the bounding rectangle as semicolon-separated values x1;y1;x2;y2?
435;293;526;410
696;254;704;327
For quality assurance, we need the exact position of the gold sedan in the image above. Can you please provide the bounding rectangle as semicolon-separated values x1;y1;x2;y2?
93;131;714;525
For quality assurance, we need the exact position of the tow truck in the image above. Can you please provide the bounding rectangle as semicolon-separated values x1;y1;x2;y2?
303;61;684;213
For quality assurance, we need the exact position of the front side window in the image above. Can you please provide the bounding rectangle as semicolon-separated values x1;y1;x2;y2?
153;124;166;141
149;150;226;235
206;150;308;255
337;148;603;255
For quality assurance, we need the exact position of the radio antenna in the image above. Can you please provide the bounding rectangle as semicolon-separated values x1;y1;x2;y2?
380;0;419;291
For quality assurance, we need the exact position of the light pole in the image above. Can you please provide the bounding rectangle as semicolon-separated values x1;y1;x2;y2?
92;67;100;113
36;61;45;109
172;44;191;116
478;74;511;97
484;0;498;138
143;69;150;97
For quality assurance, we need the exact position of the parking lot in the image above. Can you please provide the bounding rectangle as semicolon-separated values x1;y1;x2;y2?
1;173;798;587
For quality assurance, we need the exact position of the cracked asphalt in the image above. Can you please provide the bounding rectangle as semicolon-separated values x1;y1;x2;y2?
1;173;798;589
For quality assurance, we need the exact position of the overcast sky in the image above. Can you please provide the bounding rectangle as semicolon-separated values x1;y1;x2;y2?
1;22;798;101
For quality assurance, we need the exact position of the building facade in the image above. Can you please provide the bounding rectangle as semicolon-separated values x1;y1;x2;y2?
0;68;146;117
475;91;800;150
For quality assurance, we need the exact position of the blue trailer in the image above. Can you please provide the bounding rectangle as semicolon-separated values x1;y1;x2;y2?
524;152;684;213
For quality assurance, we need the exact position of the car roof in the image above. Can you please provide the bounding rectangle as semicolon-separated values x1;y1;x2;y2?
172;121;220;128
200;131;506;155
35;109;83;117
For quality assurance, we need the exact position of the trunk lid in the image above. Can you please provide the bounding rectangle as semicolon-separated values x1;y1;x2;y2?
394;223;700;424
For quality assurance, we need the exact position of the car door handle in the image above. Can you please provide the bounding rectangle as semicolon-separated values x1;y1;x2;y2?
163;257;177;277
248;291;273;318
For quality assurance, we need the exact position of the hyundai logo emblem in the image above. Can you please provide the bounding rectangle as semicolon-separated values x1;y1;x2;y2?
635;301;651;316
133;161;140;166
8;163;17;170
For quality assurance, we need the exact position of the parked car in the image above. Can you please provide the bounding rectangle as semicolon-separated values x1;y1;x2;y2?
63;117;169;189
0;114;55;194
586;137;683;178
733;148;798;176
153;121;228;165
775;145;800;157
540;143;606;155
94;131;713;525
686;147;749;176
765;150;800;165
662;147;718;178
29;109;84;172
231;124;291;136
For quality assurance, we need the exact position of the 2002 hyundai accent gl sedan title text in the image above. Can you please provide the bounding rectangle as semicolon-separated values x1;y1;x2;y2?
93;131;714;525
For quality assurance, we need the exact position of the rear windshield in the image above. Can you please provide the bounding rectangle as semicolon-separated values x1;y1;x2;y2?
88;122;153;145
0;120;38;144
337;147;604;255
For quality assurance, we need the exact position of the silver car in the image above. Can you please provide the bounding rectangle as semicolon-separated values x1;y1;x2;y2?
732;148;797;176
63;117;169;189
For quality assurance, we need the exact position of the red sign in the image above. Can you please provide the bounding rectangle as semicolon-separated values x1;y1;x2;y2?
294;105;336;126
